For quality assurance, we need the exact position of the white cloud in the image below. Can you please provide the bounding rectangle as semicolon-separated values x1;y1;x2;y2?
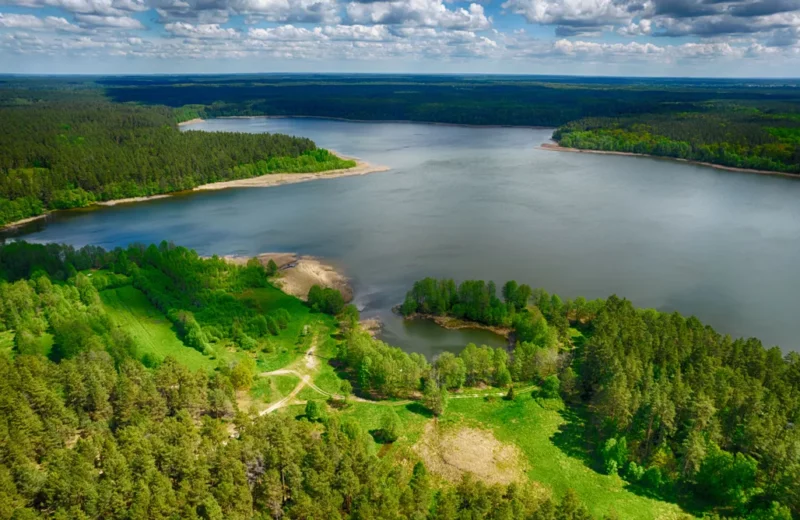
234;0;340;23
0;12;82;30
346;0;491;30
74;13;144;27
247;24;322;39
165;21;239;37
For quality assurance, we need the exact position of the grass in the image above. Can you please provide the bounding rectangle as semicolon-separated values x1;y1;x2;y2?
238;286;335;372
100;285;218;372
445;393;691;520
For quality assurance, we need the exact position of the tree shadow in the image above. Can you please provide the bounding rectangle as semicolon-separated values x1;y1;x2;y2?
550;406;599;470
369;429;395;444
406;402;434;418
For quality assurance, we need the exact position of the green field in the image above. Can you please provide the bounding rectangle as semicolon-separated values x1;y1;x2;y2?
446;394;690;520
101;285;218;371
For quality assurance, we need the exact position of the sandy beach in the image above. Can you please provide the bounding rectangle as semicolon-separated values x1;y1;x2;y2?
219;252;352;302
0;213;49;230
177;118;205;126
193;157;389;191
95;195;172;207
539;142;799;179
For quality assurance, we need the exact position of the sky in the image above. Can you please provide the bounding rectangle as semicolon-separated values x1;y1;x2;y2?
1;0;799;76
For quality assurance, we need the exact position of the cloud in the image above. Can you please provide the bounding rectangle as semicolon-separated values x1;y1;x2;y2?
247;23;321;39
0;12;82;30
234;0;341;23
74;13;144;27
165;21;238;37
346;0;491;29
501;0;639;33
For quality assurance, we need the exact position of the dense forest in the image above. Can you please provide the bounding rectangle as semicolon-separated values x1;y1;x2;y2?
395;277;799;518
0;89;354;227
553;108;800;173
0;241;608;520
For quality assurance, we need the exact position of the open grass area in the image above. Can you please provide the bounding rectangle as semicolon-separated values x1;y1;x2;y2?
238;286;335;372
101;285;218;372
445;394;691;520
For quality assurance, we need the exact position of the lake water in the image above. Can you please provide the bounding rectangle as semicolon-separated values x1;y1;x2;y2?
6;117;800;355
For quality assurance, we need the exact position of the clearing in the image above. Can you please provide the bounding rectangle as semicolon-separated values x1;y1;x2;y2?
414;421;528;486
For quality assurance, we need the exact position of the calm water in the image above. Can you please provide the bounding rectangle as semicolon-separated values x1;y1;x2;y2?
6;117;800;355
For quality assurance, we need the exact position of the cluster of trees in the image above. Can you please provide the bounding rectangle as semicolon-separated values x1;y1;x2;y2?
573;295;800;518
554;110;800;174
308;284;346;315
0;96;353;226
399;278;599;345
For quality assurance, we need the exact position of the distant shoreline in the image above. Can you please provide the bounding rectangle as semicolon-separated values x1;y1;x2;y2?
539;142;800;180
184;115;554;131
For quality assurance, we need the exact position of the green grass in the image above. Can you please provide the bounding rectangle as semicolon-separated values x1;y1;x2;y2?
238;286;335;372
101;285;217;372
445;393;691;520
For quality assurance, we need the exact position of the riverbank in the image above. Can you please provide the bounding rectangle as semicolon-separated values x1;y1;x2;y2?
402;312;512;339
219;252;352;303
539;142;800;179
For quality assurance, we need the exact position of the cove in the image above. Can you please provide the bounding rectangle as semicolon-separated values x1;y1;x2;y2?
4;117;800;355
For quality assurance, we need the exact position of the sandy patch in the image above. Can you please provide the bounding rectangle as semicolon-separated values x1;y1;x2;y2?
1;213;49;230
95;195;172;207
414;422;527;485
221;252;352;303
193;157;389;192
178;118;205;126
360;318;382;338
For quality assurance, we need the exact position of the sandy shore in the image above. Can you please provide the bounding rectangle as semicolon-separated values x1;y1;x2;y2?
95;195;172;207
220;252;352;302
177;118;205;126
0;213;49;230
193;157;389;191
539;142;800;179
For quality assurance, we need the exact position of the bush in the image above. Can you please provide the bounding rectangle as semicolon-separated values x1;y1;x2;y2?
540;374;560;398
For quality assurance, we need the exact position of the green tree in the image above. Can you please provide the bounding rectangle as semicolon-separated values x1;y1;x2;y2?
379;409;402;443
422;378;447;416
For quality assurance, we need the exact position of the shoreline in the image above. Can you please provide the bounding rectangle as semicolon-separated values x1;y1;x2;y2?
187;115;554;131
217;252;352;303
539;142;800;180
0;213;49;231
177;118;204;126
193;156;389;191
401;311;512;339
0;154;388;230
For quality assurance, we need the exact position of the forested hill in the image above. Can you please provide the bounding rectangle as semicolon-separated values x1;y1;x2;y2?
0;92;354;227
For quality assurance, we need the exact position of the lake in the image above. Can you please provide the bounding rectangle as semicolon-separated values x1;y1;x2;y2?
6;117;800;355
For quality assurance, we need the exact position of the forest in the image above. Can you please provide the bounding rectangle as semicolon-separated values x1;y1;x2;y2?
96;75;800;174
0;88;354;227
1;243;798;519
0;241;607;520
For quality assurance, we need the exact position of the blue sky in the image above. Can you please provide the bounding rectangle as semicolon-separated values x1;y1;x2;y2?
1;0;799;76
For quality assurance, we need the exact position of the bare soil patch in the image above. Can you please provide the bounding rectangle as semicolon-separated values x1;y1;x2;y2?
414;422;527;485
220;252;352;302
